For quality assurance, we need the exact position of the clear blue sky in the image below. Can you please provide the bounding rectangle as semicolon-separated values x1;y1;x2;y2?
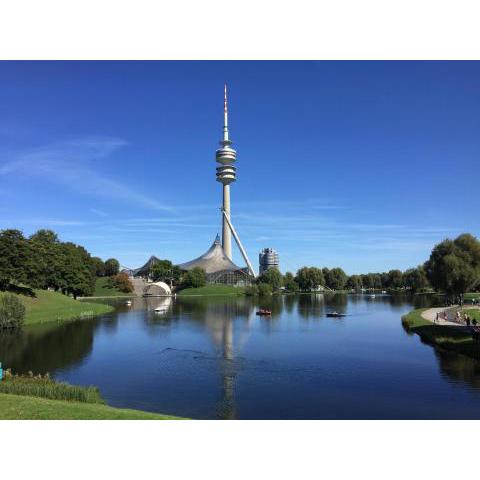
0;61;478;274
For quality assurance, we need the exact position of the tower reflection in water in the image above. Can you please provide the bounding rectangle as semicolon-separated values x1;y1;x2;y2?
177;296;255;419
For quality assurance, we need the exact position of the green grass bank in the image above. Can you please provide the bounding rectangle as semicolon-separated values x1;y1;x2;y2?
465;292;480;301
402;308;480;359
177;284;246;296
93;277;135;297
0;289;113;326
0;393;185;420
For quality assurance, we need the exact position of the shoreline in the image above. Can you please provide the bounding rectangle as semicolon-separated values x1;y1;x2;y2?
402;307;480;360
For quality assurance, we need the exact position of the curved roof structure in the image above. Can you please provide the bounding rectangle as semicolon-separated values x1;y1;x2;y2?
143;281;171;296
131;255;161;277
177;235;242;274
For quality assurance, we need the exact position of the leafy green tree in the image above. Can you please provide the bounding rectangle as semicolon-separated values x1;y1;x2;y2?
91;257;106;277
361;273;375;289
181;267;206;289
386;269;404;289
347;274;362;291
425;233;480;298
283;272;299;292
295;267;325;291
0;229;29;290
257;283;273;296
27;230;64;290
104;258;120;277
325;267;348;290
256;268;283;291
150;260;182;286
245;285;259;296
0;293;25;329
403;266;429;293
58;242;96;299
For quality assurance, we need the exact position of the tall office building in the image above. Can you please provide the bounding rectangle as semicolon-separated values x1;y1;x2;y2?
259;248;279;274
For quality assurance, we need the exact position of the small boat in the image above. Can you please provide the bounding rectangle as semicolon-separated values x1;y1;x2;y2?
125;300;132;306
369;294;376;299
256;309;272;316
326;312;346;318
154;307;168;313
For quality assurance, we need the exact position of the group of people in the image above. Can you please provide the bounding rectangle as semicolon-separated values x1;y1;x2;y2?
435;310;478;326
435;309;480;343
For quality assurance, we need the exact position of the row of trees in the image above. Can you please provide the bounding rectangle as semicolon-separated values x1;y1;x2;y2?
0;229;121;298
253;234;480;297
149;259;206;290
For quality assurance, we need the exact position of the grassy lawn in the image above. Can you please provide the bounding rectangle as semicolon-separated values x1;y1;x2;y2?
93;277;135;297
0;289;114;326
0;393;185;420
402;308;480;359
465;292;480;301
177;284;246;296
464;308;480;322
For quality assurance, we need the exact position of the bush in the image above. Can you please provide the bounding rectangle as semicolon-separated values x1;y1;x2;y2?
0;293;25;329
181;268;206;289
0;369;104;403
257;283;273;296
245;285;259;296
111;272;134;293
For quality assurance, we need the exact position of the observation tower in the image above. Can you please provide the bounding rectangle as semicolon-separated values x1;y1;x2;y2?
216;84;237;260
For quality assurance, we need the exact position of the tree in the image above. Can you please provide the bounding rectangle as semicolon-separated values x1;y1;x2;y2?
257;283;273;296
91;257;106;277
256;268;283;291
27;229;63;290
58;242;96;299
360;273;373;290
283;272;299;292
150;260;182;286
403;266;429;293
425;233;480;298
181;267;206;289
104;258;120;276
0;229;29;290
111;272;134;293
386;269;404;290
0;293;25;329
325;267;348;290
295;267;324;291
347;275;362;291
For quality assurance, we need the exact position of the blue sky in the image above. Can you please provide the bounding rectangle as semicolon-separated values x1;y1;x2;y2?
0;61;478;274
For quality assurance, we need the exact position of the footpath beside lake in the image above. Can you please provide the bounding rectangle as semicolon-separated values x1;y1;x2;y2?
402;305;480;360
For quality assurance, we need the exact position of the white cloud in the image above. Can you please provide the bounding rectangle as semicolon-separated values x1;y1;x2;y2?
0;137;173;211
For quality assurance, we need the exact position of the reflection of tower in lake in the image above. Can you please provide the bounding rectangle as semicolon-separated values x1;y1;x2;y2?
190;297;254;419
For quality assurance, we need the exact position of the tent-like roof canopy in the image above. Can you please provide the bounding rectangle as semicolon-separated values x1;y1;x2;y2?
131;255;161;277
177;235;242;274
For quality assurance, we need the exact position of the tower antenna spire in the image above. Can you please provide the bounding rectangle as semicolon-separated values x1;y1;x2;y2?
223;82;229;142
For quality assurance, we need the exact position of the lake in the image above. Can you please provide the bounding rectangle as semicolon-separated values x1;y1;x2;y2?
2;293;480;419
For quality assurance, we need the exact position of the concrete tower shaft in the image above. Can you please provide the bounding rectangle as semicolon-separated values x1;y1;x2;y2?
215;84;236;260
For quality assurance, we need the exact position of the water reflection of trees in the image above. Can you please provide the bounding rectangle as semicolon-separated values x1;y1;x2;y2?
297;294;325;319
0;319;98;374
434;348;480;389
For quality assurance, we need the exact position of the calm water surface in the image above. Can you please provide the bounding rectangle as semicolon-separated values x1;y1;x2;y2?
2;293;480;419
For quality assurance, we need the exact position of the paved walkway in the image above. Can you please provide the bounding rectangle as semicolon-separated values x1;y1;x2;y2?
421;305;480;326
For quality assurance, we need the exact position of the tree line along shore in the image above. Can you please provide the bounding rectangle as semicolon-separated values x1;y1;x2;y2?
1;228;479;330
